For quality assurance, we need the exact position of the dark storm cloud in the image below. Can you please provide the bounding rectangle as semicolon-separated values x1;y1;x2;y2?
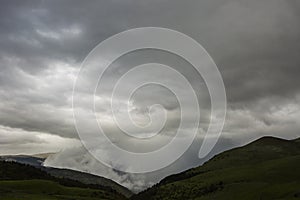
1;0;299;102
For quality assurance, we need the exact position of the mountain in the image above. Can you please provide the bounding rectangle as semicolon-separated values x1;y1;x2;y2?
44;167;132;198
0;155;45;167
0;160;127;200
131;136;300;200
0;155;132;198
1;136;299;199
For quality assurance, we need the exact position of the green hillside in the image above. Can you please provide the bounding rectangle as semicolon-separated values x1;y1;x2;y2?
132;136;300;200
0;179;122;200
0;161;126;200
45;167;132;198
0;155;132;197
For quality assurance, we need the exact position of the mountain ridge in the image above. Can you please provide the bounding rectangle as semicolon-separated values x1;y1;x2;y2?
131;136;300;199
1;136;299;199
0;160;127;199
0;155;133;198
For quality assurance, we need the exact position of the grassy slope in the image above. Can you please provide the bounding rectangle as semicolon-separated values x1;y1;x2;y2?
0;180;117;200
45;167;132;198
132;137;300;200
0;161;126;200
0;155;132;197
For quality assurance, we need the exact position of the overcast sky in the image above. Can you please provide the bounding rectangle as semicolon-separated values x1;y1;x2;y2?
0;0;300;192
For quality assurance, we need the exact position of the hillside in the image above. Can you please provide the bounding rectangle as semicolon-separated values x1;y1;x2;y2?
44;167;132;197
1;136;299;199
0;155;132;198
0;161;127;200
132;136;300;200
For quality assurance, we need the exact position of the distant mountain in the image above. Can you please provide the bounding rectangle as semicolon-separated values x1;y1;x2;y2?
0;155;45;167
0;154;132;198
132;136;300;200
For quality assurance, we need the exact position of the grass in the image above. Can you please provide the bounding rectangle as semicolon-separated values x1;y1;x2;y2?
0;161;126;200
132;137;300;200
0;179;120;200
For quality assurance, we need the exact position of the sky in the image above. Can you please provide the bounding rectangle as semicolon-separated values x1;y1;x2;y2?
0;0;300;192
